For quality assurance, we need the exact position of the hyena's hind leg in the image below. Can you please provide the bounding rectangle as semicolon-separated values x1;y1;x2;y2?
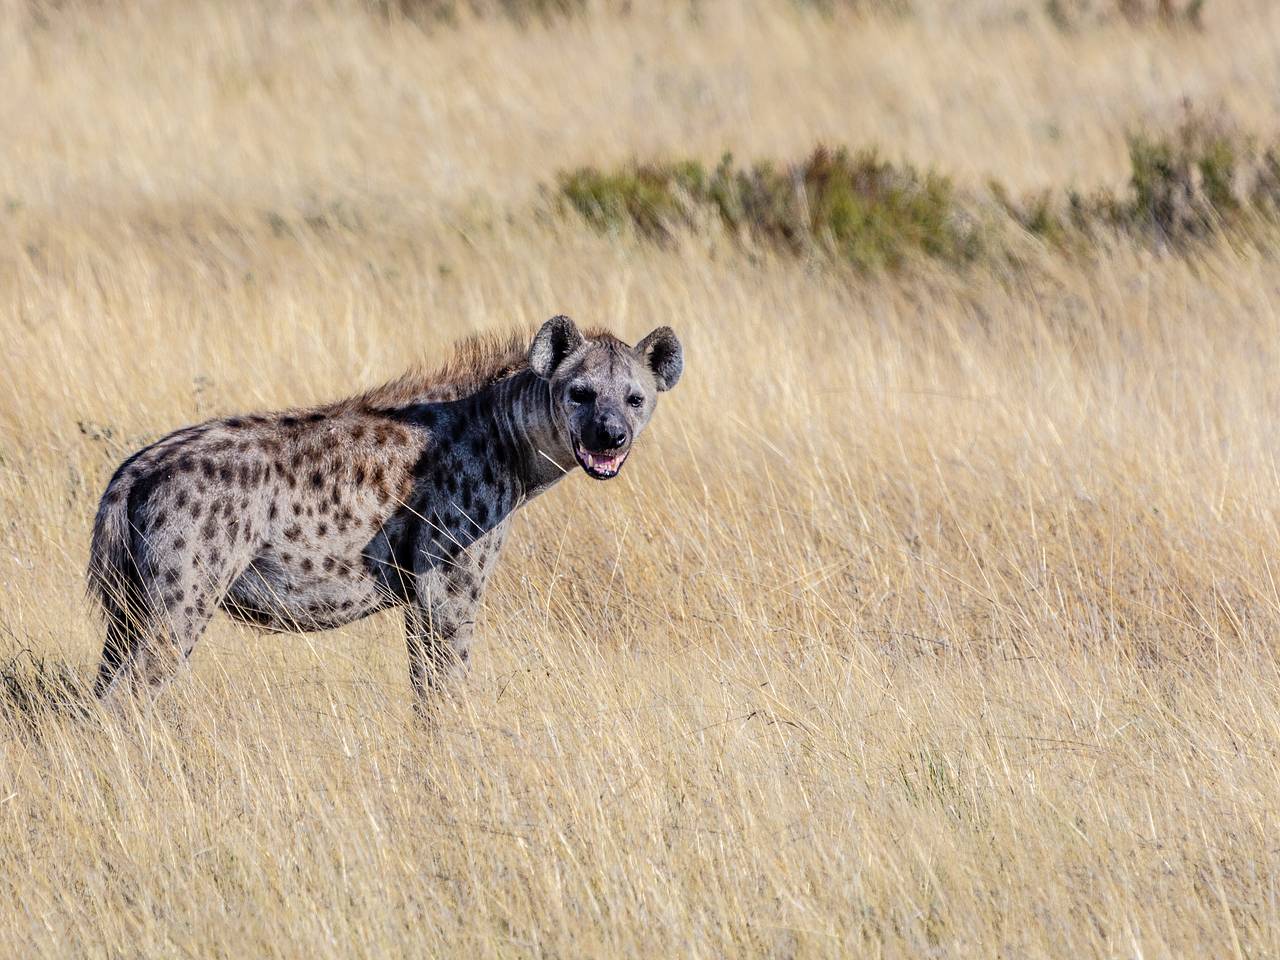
96;599;217;705
94;538;239;705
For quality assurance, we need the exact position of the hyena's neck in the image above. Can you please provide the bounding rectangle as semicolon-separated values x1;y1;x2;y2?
472;370;573;500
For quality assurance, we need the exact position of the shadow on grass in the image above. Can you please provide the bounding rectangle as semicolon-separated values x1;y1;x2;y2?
0;649;92;734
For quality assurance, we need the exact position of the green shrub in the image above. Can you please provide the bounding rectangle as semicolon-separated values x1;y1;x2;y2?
1121;111;1280;241
368;0;591;27
557;148;983;272
997;110;1280;249
1047;0;1207;30
793;0;912;15
560;113;1280;269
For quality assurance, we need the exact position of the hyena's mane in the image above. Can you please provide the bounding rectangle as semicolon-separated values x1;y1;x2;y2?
354;324;619;409
357;329;532;407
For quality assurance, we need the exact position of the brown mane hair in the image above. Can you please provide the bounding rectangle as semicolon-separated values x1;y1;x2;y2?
357;329;532;408
355;324;626;411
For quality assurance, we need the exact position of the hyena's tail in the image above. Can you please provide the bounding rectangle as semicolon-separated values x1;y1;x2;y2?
86;453;150;696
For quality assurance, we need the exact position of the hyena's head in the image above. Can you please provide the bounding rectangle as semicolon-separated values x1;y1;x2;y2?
529;315;683;480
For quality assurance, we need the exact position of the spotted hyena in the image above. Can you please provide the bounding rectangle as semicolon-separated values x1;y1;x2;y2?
87;316;683;707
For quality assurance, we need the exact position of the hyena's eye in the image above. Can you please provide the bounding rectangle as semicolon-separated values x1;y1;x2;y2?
569;385;595;404
626;394;644;408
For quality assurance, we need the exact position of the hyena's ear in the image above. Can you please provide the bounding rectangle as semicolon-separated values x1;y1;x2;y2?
529;315;585;380
635;326;683;392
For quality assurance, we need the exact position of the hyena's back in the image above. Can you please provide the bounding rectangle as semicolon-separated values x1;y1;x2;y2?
88;408;428;689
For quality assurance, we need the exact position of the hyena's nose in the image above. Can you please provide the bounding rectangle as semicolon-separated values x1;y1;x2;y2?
594;423;628;450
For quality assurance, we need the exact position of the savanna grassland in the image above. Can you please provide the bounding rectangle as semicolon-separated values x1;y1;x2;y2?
5;0;1280;956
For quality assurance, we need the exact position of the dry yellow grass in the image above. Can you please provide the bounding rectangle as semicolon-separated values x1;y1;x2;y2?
5;1;1280;956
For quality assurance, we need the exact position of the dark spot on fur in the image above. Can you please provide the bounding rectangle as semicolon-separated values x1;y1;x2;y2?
284;524;302;541
269;502;278;520
306;412;326;423
354;465;367;485
317;522;328;536
475;503;489;526
301;558;313;572
281;416;300;428
226;418;245;429
177;455;195;473
310;469;324;489
152;509;168;528
175;490;188;509
163;568;180;585
173;535;187;550
201;517;217;540
200;459;216;479
322;556;335;571
351;424;366;442
482;463;495;485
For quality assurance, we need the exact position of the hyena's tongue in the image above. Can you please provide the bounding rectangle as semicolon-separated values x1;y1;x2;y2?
583;450;624;475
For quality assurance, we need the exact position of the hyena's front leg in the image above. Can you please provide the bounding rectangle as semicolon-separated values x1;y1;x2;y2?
405;565;481;708
405;521;508;709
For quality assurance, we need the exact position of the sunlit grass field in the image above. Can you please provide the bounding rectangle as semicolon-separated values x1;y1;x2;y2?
4;1;1280;955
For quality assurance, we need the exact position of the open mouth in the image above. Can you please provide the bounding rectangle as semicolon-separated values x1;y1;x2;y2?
573;439;629;479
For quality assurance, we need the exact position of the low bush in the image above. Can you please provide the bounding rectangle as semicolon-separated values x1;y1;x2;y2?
558;148;983;271
559;112;1280;269
1047;0;1208;30
367;0;591;26
999;109;1280;248
1122;112;1280;240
